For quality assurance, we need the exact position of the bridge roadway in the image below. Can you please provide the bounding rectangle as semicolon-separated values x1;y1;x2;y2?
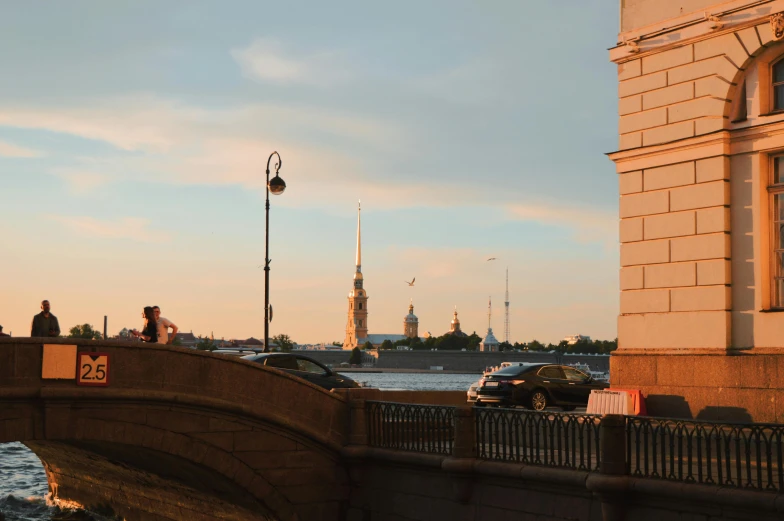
0;338;351;521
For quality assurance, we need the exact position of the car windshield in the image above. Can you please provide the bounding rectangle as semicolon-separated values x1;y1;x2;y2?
295;358;328;375
264;356;299;370
562;367;589;381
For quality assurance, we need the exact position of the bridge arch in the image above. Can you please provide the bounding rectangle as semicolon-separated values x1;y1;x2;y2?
0;338;351;521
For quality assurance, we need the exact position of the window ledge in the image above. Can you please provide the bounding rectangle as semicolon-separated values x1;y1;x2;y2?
759;308;784;313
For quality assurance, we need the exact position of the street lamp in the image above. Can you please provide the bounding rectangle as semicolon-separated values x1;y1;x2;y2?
264;151;286;352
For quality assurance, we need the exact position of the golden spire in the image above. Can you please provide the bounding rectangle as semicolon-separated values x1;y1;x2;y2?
356;200;361;271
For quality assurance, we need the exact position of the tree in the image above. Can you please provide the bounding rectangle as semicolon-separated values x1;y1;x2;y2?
118;328;131;339
361;341;373;350
498;341;513;352
195;335;216;351
528;340;545;351
68;324;102;340
466;333;482;351
349;347;362;365
171;336;182;346
379;339;394;350
271;334;295;352
332;341;344;347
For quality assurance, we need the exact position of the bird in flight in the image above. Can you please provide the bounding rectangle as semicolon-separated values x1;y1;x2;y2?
405;277;416;286
487;257;496;261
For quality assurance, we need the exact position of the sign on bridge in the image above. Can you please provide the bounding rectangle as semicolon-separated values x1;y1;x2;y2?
77;352;110;386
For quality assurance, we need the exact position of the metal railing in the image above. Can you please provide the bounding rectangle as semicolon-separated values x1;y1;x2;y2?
366;401;455;455
627;417;784;491
475;408;602;471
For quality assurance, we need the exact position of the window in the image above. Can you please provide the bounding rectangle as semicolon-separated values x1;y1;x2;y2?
296;358;328;375
359;302;363;310
265;356;298;370
563;367;589;382
771;155;784;307
359;320;362;327
538;366;564;379
774;59;784;111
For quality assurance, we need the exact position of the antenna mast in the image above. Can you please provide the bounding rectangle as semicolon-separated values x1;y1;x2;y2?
504;267;510;343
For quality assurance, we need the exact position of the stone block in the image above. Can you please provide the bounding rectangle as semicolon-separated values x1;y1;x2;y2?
644;211;696;240
619;170;642;194
695;116;726;135
644;262;696;289
620;218;643;243
209;417;252;432
642;82;694;110
620;266;644;290
737;27;762;56
618;59;641;81
667;56;739;86
619;107;667;134
656;355;694;387
619;95;641;115
145;410;210;433
42;344;77;380
642;44;693;75
620;132;642;150
668;97;726;123
619;71;667;97
690;354;740;388
670;181;728;212
191;431;234;452
670;286;730;311
234;430;298;452
620;289;670;314
643;120;694;146
643;161;695;191
696;156;729;183
694;76;733;99
694;33;749;67
620;239;670;266
620;190;669;218
697;259;731;285
614;354;657;386
697;207;730;234
618;311;730;349
739;355;777;390
670;233;729;261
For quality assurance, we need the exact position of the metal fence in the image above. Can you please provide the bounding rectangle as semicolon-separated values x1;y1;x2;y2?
626;417;784;491
366;401;455;455
475;408;602;471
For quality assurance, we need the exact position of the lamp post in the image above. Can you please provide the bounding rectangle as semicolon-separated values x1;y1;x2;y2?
264;151;286;352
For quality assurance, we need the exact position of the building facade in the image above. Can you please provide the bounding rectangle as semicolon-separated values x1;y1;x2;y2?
344;203;369;349
404;301;419;338
611;0;784;421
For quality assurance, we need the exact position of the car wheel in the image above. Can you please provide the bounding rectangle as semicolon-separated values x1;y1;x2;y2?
474;401;486;407
561;405;576;412
529;390;549;411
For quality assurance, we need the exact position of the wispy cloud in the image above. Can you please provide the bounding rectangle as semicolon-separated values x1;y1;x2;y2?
231;38;352;86
505;202;618;246
51;169;111;194
0;139;43;158
50;215;171;243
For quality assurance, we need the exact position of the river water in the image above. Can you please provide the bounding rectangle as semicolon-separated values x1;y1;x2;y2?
0;372;477;521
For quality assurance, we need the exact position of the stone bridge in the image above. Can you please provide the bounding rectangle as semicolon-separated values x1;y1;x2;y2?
0;338;351;521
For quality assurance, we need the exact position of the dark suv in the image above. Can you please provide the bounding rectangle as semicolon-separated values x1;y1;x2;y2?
242;353;360;390
475;363;608;410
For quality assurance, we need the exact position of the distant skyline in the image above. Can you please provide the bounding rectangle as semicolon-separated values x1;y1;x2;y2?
0;1;619;344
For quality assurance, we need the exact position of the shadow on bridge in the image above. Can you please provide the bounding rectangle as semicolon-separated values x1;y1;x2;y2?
0;338;350;521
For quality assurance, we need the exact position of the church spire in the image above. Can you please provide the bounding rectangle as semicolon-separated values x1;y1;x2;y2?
356;200;362;272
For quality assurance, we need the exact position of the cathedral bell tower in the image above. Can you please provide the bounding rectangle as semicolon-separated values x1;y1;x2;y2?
344;202;369;349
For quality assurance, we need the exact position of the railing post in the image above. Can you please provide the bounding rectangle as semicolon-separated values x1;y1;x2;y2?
453;405;475;459
600;414;627;475
349;398;368;446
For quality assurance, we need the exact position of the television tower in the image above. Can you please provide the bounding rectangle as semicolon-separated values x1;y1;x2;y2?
504;267;510;343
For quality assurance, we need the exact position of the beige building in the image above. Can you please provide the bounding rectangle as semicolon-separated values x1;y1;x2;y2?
611;0;784;421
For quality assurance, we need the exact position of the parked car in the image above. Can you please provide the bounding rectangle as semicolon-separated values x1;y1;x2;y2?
242;353;360;390
475;363;609;411
466;379;481;404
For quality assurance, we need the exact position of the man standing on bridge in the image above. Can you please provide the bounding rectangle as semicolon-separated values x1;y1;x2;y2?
30;300;60;337
153;306;178;345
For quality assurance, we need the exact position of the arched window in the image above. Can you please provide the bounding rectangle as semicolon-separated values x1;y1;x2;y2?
773;58;784;111
359;302;363;310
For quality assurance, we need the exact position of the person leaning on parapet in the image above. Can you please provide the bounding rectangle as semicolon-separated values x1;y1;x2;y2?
153;306;178;345
130;306;158;343
0;325;9;337
31;300;61;337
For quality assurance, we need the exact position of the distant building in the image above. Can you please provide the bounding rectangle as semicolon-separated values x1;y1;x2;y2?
177;331;199;348
563;334;591;345
343;202;418;349
480;298;499;352
404;300;419;338
444;307;467;338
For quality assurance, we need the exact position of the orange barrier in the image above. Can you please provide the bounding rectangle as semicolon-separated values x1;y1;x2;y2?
608;388;647;416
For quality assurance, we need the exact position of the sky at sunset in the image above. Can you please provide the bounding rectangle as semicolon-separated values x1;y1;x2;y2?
0;1;620;344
